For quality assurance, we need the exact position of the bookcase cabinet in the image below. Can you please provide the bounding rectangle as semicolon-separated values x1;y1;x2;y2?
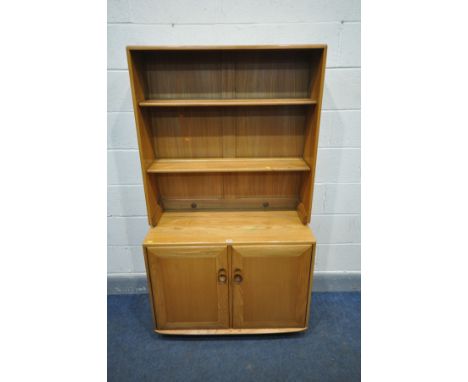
127;45;326;335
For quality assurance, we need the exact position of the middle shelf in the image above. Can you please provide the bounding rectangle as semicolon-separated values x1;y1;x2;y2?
147;158;310;173
139;98;317;107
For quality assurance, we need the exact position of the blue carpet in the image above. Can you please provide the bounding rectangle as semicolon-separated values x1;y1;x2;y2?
108;292;360;382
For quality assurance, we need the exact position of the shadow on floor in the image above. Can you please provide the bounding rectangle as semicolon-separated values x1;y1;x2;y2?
108;292;360;382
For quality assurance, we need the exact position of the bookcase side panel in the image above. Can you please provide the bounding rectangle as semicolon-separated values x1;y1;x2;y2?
127;49;164;225
299;47;327;223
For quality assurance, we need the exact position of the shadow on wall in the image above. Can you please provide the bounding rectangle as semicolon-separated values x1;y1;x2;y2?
310;75;361;271
107;80;147;249
314;80;341;271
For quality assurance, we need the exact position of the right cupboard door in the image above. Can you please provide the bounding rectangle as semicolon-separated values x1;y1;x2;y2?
231;244;313;329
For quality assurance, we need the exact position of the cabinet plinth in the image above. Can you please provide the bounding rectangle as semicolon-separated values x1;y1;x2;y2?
128;45;326;335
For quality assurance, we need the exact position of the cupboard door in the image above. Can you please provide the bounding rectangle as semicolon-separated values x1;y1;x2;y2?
146;246;229;330
231;245;312;329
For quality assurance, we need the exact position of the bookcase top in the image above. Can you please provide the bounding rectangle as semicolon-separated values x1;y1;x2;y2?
127;44;327;51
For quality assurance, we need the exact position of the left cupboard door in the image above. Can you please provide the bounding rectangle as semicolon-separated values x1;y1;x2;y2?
146;246;229;330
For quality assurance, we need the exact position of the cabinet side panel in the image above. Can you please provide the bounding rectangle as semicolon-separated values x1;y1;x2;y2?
143;246;157;330
305;242;317;327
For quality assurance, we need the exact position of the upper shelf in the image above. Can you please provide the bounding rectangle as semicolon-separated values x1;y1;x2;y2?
139;99;317;107
147;158;310;173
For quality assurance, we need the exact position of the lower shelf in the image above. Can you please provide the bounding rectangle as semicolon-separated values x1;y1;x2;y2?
155;327;308;335
147;157;310;173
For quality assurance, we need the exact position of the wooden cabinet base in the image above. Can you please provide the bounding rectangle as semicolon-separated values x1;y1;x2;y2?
144;211;316;335
155;327;308;336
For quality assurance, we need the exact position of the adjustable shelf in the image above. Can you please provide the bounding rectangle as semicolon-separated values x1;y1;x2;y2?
147;158;310;173
139;98;317;107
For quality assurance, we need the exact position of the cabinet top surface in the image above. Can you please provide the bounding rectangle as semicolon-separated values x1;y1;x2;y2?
127;44;327;51
144;211;315;246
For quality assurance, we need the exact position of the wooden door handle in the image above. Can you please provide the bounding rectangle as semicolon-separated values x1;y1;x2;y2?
233;274;243;283
233;271;243;283
218;269;227;284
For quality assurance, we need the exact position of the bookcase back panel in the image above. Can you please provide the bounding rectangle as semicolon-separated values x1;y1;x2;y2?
156;172;301;211
225;173;302;198
150;108;226;158
233;51;313;99
136;50;319;100
144;51;224;99
149;106;307;159
157;174;224;199
235;107;306;157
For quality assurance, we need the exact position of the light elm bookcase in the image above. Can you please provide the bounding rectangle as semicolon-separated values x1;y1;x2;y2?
127;45;327;335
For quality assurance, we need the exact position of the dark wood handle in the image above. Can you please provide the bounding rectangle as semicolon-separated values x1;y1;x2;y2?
218;269;227;284
218;274;227;283
234;273;243;283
